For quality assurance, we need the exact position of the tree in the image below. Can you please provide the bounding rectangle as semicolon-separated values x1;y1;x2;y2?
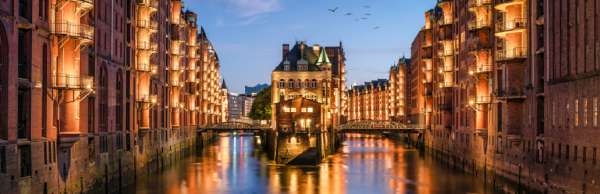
249;86;272;121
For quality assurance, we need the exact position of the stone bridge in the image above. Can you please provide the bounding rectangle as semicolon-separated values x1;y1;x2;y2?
199;121;271;132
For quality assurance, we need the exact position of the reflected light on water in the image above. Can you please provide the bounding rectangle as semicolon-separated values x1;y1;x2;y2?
126;133;501;194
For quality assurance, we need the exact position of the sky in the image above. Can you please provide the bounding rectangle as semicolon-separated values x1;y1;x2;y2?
185;0;437;93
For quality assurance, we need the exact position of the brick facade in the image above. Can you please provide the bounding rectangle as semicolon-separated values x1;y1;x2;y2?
0;0;227;193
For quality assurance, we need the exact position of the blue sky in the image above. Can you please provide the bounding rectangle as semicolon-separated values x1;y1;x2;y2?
185;0;437;93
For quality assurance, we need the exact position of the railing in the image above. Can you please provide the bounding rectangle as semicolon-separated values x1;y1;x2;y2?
495;0;525;6
474;96;492;104
496;87;526;99
472;64;493;74
136;63;157;74
438;17;454;26
496;47;527;61
137;41;158;51
136;0;158;8
137;94;157;104
439;49;454;57
50;22;94;41
439;82;454;88
468;0;492;8
136;20;158;30
468;19;491;31
468;38;492;52
496;18;527;33
51;74;94;89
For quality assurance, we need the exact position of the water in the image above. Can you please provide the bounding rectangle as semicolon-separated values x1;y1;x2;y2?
125;133;507;194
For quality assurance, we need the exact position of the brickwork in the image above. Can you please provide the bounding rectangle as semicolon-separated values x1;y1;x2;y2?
0;0;226;193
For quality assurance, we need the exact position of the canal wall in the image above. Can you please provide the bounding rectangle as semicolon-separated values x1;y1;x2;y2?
0;128;217;194
420;133;599;194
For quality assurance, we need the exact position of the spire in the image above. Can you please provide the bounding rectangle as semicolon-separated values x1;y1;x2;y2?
315;47;331;66
221;79;228;90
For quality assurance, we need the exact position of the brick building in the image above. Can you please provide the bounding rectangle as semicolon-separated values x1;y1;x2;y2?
0;0;227;193
346;79;389;121
407;0;600;192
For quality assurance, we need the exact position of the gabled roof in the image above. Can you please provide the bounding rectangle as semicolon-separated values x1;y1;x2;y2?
315;48;331;66
273;42;322;72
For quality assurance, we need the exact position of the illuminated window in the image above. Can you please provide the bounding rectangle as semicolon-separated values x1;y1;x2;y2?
283;107;290;112
307;107;314;113
290;108;297;113
584;98;588;127
594;97;598;127
575;99;579;127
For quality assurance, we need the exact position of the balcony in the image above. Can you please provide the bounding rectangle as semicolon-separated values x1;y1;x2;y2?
474;96;492;104
468;0;492;8
50;22;94;43
468;19;491;31
437;17;454;26
438;49;454;57
496;47;527;61
468;39;492;53
137;41;158;52
470;64;493;74
137;94;157;104
137;20;159;31
136;63;158;74
495;18;527;36
51;74;94;90
58;0;94;12
439;82;454;88
136;0;158;10
495;0;525;12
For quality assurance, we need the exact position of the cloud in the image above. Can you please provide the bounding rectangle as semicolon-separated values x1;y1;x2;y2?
222;0;282;18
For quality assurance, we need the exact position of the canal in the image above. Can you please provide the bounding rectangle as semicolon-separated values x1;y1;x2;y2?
124;133;515;194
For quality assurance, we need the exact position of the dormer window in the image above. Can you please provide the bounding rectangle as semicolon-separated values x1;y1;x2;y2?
298;64;307;71
284;64;291;71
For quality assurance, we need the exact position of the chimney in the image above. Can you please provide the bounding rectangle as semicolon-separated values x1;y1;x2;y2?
282;44;290;58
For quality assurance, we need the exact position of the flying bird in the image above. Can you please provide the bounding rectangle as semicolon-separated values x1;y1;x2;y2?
364;13;372;16
328;7;339;13
345;12;353;16
361;17;368;20
363;5;371;9
373;26;380;30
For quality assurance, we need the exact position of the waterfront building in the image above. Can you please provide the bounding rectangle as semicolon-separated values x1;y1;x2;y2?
271;41;346;131
405;0;600;192
346;79;389;121
0;0;227;193
388;57;410;122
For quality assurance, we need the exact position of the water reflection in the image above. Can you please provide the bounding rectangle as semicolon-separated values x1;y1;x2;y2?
127;133;497;194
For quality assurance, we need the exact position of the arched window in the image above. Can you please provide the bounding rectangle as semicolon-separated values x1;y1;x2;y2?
303;79;309;88
115;70;123;131
311;79;317;88
99;66;108;132
295;79;301;88
279;79;285;88
288;79;294;88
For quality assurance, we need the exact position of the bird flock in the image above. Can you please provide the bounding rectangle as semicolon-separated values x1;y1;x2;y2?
328;5;380;30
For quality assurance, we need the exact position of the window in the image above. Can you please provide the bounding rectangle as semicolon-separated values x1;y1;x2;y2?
0;146;5;173
19;145;31;177
307;107;314;113
279;80;285;88
290;108;297;113
116;71;123;131
283;107;290;113
88;137;95;162
288;79;294;88
584;98;588;127
284;64;290;71
295;79;301;88
311;80;317;88
594;97;598;127
575;99;579;127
